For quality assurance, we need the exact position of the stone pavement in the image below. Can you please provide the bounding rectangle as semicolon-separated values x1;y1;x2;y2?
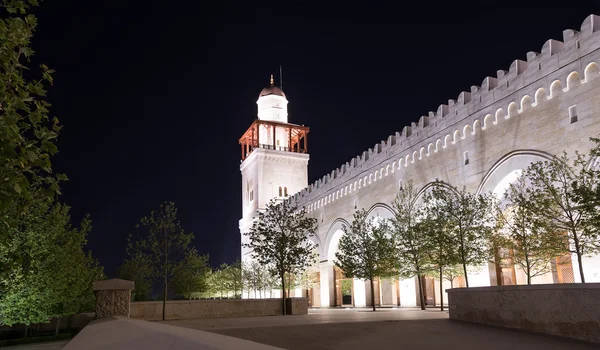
3;340;69;350
163;308;598;350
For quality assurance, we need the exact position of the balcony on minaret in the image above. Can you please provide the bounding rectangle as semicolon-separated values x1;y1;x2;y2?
239;119;309;161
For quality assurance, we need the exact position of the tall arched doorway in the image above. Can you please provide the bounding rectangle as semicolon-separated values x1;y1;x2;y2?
478;151;575;285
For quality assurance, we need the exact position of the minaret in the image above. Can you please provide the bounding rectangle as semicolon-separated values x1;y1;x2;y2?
238;76;310;268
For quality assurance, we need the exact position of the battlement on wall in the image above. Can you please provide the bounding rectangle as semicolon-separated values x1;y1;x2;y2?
286;14;600;207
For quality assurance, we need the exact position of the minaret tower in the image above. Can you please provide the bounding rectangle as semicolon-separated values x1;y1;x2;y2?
239;75;310;264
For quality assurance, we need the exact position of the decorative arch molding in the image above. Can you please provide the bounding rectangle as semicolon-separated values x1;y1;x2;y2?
365;203;394;220
323;218;351;261
476;149;555;196
415;180;457;202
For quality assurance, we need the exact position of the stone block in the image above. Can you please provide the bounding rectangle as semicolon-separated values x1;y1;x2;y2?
285;297;308;315
93;279;134;319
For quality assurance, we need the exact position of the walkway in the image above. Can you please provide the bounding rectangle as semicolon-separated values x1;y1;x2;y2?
163;308;597;350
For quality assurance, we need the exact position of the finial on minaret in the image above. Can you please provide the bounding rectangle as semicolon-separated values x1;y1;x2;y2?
270;74;274;86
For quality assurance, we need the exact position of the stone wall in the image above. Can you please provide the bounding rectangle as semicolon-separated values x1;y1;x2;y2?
130;298;308;321
447;283;600;343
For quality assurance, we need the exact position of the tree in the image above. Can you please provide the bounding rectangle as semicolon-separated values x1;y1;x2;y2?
335;209;397;311
0;196;104;335
118;234;156;301
133;201;193;320
244;199;317;315
517;149;600;283
499;177;567;285
389;181;430;310
210;266;227;298
429;264;464;289
223;259;243;298
431;182;496;287
171;249;210;300
0;0;65;241
420;189;456;311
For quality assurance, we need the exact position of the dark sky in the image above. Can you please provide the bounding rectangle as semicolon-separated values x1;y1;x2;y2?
31;1;598;277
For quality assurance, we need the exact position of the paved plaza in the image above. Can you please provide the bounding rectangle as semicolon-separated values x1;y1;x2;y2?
163;308;598;350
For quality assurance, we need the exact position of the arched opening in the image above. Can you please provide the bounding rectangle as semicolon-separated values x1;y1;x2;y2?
479;151;576;286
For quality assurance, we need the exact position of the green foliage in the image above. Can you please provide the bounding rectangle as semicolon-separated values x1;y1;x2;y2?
335;209;397;311
222;260;243;298
0;196;104;326
429;182;496;287
117;238;155;301
0;0;65;239
123;201;194;319
499;176;567;284
515;148;600;282
419;188;459;310
171;249;210;300
244;199;317;314
388;181;430;309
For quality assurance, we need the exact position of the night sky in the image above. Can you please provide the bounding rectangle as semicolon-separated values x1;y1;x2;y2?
30;1;598;277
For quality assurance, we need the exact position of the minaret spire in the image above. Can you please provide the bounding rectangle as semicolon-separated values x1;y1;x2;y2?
270;74;274;86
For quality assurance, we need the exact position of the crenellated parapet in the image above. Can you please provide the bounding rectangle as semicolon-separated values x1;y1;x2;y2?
285;14;600;210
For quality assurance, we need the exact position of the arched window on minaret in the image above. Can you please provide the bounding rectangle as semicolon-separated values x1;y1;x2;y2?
284;187;288;197
279;186;283;197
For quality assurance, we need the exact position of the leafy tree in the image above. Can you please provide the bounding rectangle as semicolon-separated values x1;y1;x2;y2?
244;199;317;315
420;189;457;311
429;264;464;289
118;233;156;301
223;259;243;298
244;260;271;298
210;266;227;298
171;249;210;300
335;209;398;311
0;0;65;241
499;177;567;285
0;197;103;335
431;182;496;287
132;201;193;320
389;181;430;310
517;149;600;283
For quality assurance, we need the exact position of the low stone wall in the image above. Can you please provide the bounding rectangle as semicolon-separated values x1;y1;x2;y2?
447;283;600;343
131;298;308;321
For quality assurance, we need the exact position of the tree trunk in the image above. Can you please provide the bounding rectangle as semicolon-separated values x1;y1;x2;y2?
439;266;444;311
450;279;454;289
576;251;585;283
573;233;586;283
55;317;60;336
417;274;426;311
24;324;28;338
281;273;287;315
370;278;376;312
162;256;168;321
462;263;469;288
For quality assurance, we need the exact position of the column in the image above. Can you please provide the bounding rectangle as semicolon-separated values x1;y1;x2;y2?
288;127;292;151
256;123;260;148
251;126;255;151
353;278;366;307
272;125;276;150
319;262;334;307
304;131;308;152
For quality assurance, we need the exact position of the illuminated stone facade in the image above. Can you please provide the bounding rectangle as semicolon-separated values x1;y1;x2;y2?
241;15;600;307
